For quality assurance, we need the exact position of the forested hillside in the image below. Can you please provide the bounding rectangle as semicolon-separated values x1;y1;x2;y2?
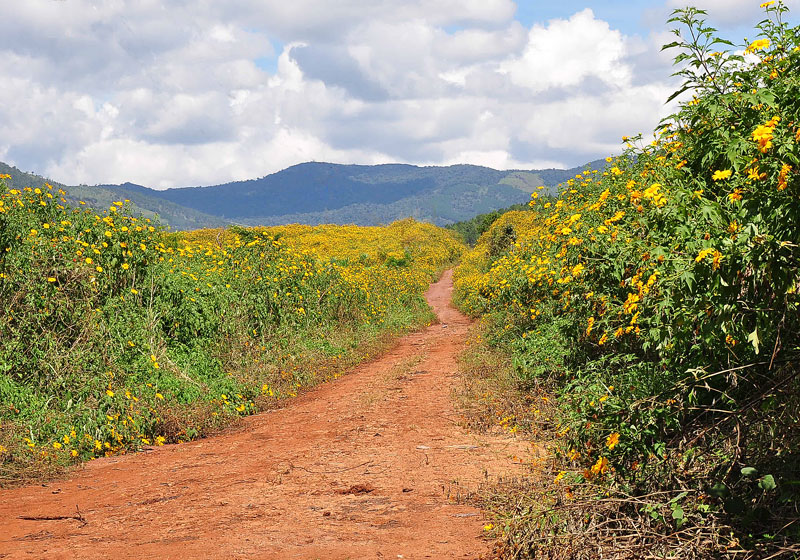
129;161;605;226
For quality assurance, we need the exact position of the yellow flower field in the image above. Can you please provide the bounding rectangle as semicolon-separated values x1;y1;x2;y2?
0;181;462;477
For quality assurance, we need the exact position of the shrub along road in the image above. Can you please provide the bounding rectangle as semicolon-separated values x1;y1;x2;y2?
0;270;528;559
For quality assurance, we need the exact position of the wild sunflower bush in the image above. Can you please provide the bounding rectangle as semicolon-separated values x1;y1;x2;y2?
455;3;800;557
0;181;462;480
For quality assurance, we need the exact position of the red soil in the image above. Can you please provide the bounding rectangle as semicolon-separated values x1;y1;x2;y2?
0;270;528;559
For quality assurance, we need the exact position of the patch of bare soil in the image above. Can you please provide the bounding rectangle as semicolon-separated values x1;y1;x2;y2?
0;270;529;559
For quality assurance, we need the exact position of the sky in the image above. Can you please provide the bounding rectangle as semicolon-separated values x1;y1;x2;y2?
0;0;796;189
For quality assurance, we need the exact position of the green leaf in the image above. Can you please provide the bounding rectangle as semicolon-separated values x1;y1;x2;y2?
711;38;734;47
741;466;759;477
680;270;695;291
759;474;776;491
671;504;685;525
669;491;689;503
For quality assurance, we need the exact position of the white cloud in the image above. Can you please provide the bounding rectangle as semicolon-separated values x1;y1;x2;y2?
500;9;630;92
0;0;692;188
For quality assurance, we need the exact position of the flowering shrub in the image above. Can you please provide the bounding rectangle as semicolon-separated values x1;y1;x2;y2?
455;3;800;556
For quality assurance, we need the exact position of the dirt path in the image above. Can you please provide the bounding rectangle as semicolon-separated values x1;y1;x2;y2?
0;270;528;559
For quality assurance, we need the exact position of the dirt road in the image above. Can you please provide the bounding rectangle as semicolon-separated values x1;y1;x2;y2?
0;270;527;559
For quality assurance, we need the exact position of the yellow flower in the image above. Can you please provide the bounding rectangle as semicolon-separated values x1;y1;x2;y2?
623;292;640;314
752;116;779;152
746;166;766;181
695;248;714;263
606;432;620;450
746;38;770;53
712;169;732;181
106;389;114;397
53;442;62;450
760;1;775;7
728;189;743;202
778;163;792;191
567;448;580;461
712;250;722;270
590;456;609;476
47;277;56;283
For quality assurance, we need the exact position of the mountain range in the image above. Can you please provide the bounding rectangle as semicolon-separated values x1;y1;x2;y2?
0;159;606;230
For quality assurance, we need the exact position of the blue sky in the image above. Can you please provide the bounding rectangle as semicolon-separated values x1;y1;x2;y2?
517;0;797;36
515;1;658;34
0;0;796;188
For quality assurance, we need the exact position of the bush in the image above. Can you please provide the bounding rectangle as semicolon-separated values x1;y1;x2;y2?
454;3;800;557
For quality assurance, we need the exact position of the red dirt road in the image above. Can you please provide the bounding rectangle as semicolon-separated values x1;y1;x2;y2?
0;270;528;559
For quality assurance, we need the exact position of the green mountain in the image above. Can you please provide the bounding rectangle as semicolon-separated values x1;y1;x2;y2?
0;159;606;229
141;160;607;227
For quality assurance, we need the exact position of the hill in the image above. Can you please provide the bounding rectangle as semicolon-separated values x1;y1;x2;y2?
129;160;607;226
1;159;606;229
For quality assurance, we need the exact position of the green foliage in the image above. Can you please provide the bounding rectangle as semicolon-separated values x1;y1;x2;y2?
454;3;800;557
508;316;571;387
446;203;530;246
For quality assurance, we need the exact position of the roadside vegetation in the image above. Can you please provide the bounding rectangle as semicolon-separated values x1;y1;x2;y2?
0;181;463;484
447;203;532;246
454;4;800;558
